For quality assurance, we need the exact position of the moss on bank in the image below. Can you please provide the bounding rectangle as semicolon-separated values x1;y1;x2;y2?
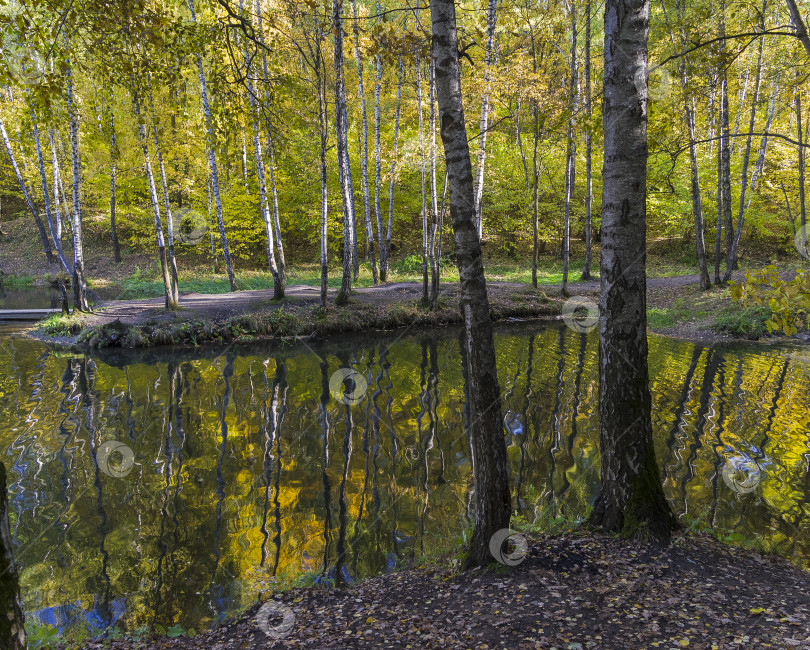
34;289;557;351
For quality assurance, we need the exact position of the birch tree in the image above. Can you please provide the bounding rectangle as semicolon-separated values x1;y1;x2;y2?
239;0;283;299
108;88;121;263
726;4;767;281
133;91;178;310
65;51;89;311
0;112;56;269
351;0;378;283
473;0;499;239
187;0;237;291
381;17;406;282
30;107;71;273
561;0;578;296
580;0;594;281
588;0;677;541
333;0;357;305
429;0;510;569
147;79;180;303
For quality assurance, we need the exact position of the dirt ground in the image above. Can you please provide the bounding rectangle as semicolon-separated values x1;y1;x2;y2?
65;531;810;649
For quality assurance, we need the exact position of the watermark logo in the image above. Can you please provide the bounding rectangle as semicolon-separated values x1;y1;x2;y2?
329;368;368;406
256;600;295;639
171;208;208;245
795;224;808;260
562;296;599;333
6;50;44;86
489;528;528;566
721;455;761;494
645;65;674;102
96;441;135;478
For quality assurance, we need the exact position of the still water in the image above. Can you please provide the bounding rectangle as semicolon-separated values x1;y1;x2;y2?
0;285;62;309
0;323;808;640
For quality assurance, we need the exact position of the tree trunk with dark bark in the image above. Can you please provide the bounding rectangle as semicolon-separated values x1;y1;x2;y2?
429;0;511;569
0;462;25;650
588;0;677;543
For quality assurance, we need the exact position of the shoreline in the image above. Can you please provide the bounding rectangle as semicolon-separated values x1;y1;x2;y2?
52;530;810;649
20;275;806;351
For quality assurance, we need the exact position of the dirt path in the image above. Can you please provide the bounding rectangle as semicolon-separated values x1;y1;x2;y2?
85;274;709;328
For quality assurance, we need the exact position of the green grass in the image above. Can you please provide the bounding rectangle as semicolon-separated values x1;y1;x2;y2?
713;303;771;339
647;297;692;329
0;273;37;287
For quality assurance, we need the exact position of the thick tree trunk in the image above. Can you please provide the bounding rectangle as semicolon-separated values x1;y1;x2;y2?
188;0;237;291
0;117;54;265
0;463;25;650
588;0;677;542
351;0;378;284
66;60;89;311
581;0;594;281
473;0;499;239
334;0;357;305
133;93;177;310
430;0;510;569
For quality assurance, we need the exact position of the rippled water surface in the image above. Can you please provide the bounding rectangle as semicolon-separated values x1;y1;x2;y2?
0;323;808;639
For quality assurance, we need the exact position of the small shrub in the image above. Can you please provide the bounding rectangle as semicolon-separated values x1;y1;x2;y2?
713;304;771;339
729;266;810;335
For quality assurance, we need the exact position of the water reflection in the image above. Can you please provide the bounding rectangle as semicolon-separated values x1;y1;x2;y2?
0;324;808;639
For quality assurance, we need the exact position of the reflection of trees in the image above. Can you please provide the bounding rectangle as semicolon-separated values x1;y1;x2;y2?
5;328;810;641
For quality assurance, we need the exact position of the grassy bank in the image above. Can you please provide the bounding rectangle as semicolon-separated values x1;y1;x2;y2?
34;285;561;350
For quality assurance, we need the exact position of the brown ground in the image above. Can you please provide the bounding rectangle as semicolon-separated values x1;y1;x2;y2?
67;531;810;650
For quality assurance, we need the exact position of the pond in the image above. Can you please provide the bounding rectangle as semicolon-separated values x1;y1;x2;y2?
0;322;808;641
0;285;63;310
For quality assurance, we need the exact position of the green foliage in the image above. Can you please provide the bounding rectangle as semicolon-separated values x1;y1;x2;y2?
729;266;810;336
713;304;771;339
38;313;83;336
647;297;689;329
25;622;62;649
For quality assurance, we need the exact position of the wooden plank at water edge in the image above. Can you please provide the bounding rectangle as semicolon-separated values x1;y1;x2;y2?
0;309;60;321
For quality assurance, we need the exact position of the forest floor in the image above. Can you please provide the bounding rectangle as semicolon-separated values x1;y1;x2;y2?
63;530;810;649
26;269;808;350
